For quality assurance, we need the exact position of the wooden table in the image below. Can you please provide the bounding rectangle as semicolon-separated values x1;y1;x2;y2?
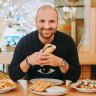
0;80;96;96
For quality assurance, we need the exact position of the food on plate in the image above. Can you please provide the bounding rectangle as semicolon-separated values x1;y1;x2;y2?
76;79;96;89
46;86;66;93
29;79;53;92
0;79;16;89
42;44;56;53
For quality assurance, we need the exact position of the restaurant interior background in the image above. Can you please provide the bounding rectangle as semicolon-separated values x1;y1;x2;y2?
0;0;96;80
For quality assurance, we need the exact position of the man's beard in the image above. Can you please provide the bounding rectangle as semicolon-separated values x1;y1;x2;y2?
39;28;56;39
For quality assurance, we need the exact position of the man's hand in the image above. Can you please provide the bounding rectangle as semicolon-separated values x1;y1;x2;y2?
20;51;43;73
35;53;63;67
27;51;43;65
21;52;69;73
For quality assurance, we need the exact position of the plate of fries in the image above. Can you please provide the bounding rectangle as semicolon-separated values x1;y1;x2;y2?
0;79;16;93
29;79;67;96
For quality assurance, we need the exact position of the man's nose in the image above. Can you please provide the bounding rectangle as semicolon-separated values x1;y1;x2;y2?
44;22;50;29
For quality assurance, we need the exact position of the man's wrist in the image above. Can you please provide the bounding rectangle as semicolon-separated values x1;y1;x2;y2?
59;59;69;73
26;56;30;65
60;59;67;67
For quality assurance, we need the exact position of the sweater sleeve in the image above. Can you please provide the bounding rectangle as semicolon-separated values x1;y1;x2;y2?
8;38;27;81
61;39;81;82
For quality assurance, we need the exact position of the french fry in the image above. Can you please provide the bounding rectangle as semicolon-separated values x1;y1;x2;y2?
0;79;16;89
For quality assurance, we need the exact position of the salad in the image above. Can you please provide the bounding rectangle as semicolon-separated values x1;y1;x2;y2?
76;79;96;89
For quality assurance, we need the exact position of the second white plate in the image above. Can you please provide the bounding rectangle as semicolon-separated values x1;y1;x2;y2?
71;83;96;93
30;78;64;85
29;88;68;96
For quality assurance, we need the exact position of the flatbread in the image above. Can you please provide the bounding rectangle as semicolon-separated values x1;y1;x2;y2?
43;44;56;53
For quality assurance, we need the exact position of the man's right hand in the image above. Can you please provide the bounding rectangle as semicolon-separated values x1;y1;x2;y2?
27;51;43;65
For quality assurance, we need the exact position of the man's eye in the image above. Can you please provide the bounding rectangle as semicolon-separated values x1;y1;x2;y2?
40;20;45;23
50;20;55;23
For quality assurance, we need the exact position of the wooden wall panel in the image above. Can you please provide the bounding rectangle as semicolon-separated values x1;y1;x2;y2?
91;0;96;7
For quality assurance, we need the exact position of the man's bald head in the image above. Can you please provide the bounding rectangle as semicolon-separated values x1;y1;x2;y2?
36;5;58;20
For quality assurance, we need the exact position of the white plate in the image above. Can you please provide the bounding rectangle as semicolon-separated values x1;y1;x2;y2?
0;86;16;93
29;88;68;96
71;83;96;93
30;78;64;85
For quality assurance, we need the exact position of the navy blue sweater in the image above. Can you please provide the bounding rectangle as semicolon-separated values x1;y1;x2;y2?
9;30;81;82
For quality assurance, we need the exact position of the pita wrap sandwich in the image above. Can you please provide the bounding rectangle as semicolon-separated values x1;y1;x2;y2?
42;44;56;53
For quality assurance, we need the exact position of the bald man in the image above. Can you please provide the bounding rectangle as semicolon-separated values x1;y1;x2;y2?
9;5;81;82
